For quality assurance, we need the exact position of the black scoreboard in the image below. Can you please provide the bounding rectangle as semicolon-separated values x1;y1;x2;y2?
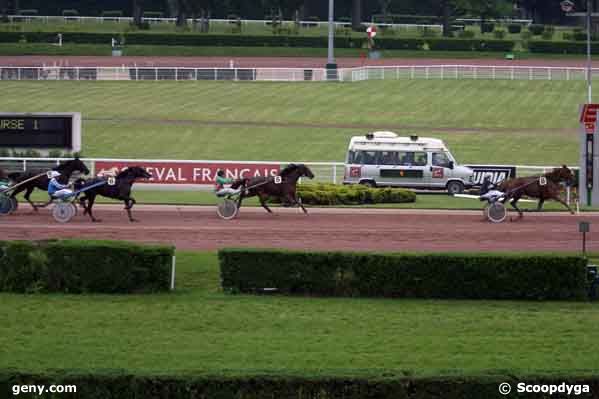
0;113;81;151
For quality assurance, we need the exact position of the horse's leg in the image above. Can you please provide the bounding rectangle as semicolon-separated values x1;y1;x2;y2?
79;195;89;215
536;198;545;212
553;196;576;215
22;186;39;211
259;194;273;214
86;195;100;222
509;195;524;219
124;197;138;222
289;192;308;214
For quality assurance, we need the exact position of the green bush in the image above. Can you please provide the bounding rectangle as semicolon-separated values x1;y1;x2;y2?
219;249;589;300
529;24;545;35
62;9;79;16
493;29;506;39
573;29;587;41
458;29;475;39
293;183;415;205
427;38;514;52
2;372;597;399
528;40;599;54
101;10;123;18
507;23;521;34
143;11;164;18
480;22;494;33
0;240;174;293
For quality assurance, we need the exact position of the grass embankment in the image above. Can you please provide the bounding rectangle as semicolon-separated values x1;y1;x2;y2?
1;80;583;165
1;250;598;378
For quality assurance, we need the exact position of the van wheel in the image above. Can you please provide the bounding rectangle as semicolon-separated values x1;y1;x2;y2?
446;181;464;195
360;181;376;188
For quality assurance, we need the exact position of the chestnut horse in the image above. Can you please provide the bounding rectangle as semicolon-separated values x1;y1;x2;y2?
498;165;576;219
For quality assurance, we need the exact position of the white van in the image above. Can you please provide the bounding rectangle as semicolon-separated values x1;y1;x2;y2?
343;131;474;194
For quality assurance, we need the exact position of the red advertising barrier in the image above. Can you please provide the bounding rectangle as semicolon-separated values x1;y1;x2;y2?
94;161;280;184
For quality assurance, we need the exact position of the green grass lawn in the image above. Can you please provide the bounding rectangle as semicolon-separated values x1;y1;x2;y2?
1;80;584;165
1;251;597;378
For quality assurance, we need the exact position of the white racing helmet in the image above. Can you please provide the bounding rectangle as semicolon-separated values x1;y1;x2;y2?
49;171;61;179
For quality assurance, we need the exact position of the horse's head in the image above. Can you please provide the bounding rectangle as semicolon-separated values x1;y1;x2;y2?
298;164;315;179
548;165;575;186
280;164;314;180
56;157;90;176
118;166;152;180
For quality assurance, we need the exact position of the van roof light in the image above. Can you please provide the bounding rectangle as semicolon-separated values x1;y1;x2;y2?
366;133;374;140
410;135;419;141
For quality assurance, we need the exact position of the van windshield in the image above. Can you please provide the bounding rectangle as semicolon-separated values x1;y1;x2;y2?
432;152;451;168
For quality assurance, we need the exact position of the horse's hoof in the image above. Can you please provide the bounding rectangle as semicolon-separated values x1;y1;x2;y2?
92;219;102;223
130;219;139;223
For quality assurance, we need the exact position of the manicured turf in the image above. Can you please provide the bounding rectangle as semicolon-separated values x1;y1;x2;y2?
0;251;597;378
1;80;584;165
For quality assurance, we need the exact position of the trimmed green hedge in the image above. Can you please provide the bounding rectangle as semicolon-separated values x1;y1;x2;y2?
427;38;514;52
295;183;416;205
0;240;173;293
219;249;588;300
2;372;598;399
528;40;599;54
0;31;517;52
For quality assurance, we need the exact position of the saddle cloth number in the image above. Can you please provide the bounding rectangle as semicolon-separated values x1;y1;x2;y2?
274;176;282;184
108;177;116;186
539;176;547;186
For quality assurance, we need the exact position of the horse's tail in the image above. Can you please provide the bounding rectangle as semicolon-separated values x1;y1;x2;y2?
7;171;24;183
231;178;249;190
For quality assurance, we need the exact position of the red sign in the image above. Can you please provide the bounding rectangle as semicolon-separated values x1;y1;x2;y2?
349;166;361;178
580;104;599;134
94;161;280;185
432;167;444;178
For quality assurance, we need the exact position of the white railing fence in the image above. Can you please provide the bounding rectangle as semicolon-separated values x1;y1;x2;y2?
0;157;577;188
1;65;597;83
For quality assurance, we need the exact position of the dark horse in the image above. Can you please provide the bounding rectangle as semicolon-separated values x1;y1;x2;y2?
231;163;315;214
76;166;151;222
7;158;90;211
498;165;576;219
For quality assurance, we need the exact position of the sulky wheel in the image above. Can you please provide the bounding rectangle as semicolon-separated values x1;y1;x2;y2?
217;198;239;220
52;202;77;223
487;202;507;223
0;193;13;215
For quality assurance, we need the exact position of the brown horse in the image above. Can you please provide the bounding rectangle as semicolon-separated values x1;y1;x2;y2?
231;163;315;214
498;165;576;219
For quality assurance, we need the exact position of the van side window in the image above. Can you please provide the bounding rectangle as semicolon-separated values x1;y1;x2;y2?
413;152;427;166
354;150;378;165
432;152;451;167
397;152;414;166
379;151;398;165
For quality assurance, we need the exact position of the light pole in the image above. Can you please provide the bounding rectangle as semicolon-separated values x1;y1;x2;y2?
326;0;337;77
586;0;592;103
561;0;592;102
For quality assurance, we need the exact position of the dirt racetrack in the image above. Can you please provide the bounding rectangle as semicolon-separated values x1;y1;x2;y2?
1;205;595;253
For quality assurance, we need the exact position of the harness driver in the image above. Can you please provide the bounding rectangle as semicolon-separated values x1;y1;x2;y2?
479;176;505;203
48;171;74;199
214;170;240;197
